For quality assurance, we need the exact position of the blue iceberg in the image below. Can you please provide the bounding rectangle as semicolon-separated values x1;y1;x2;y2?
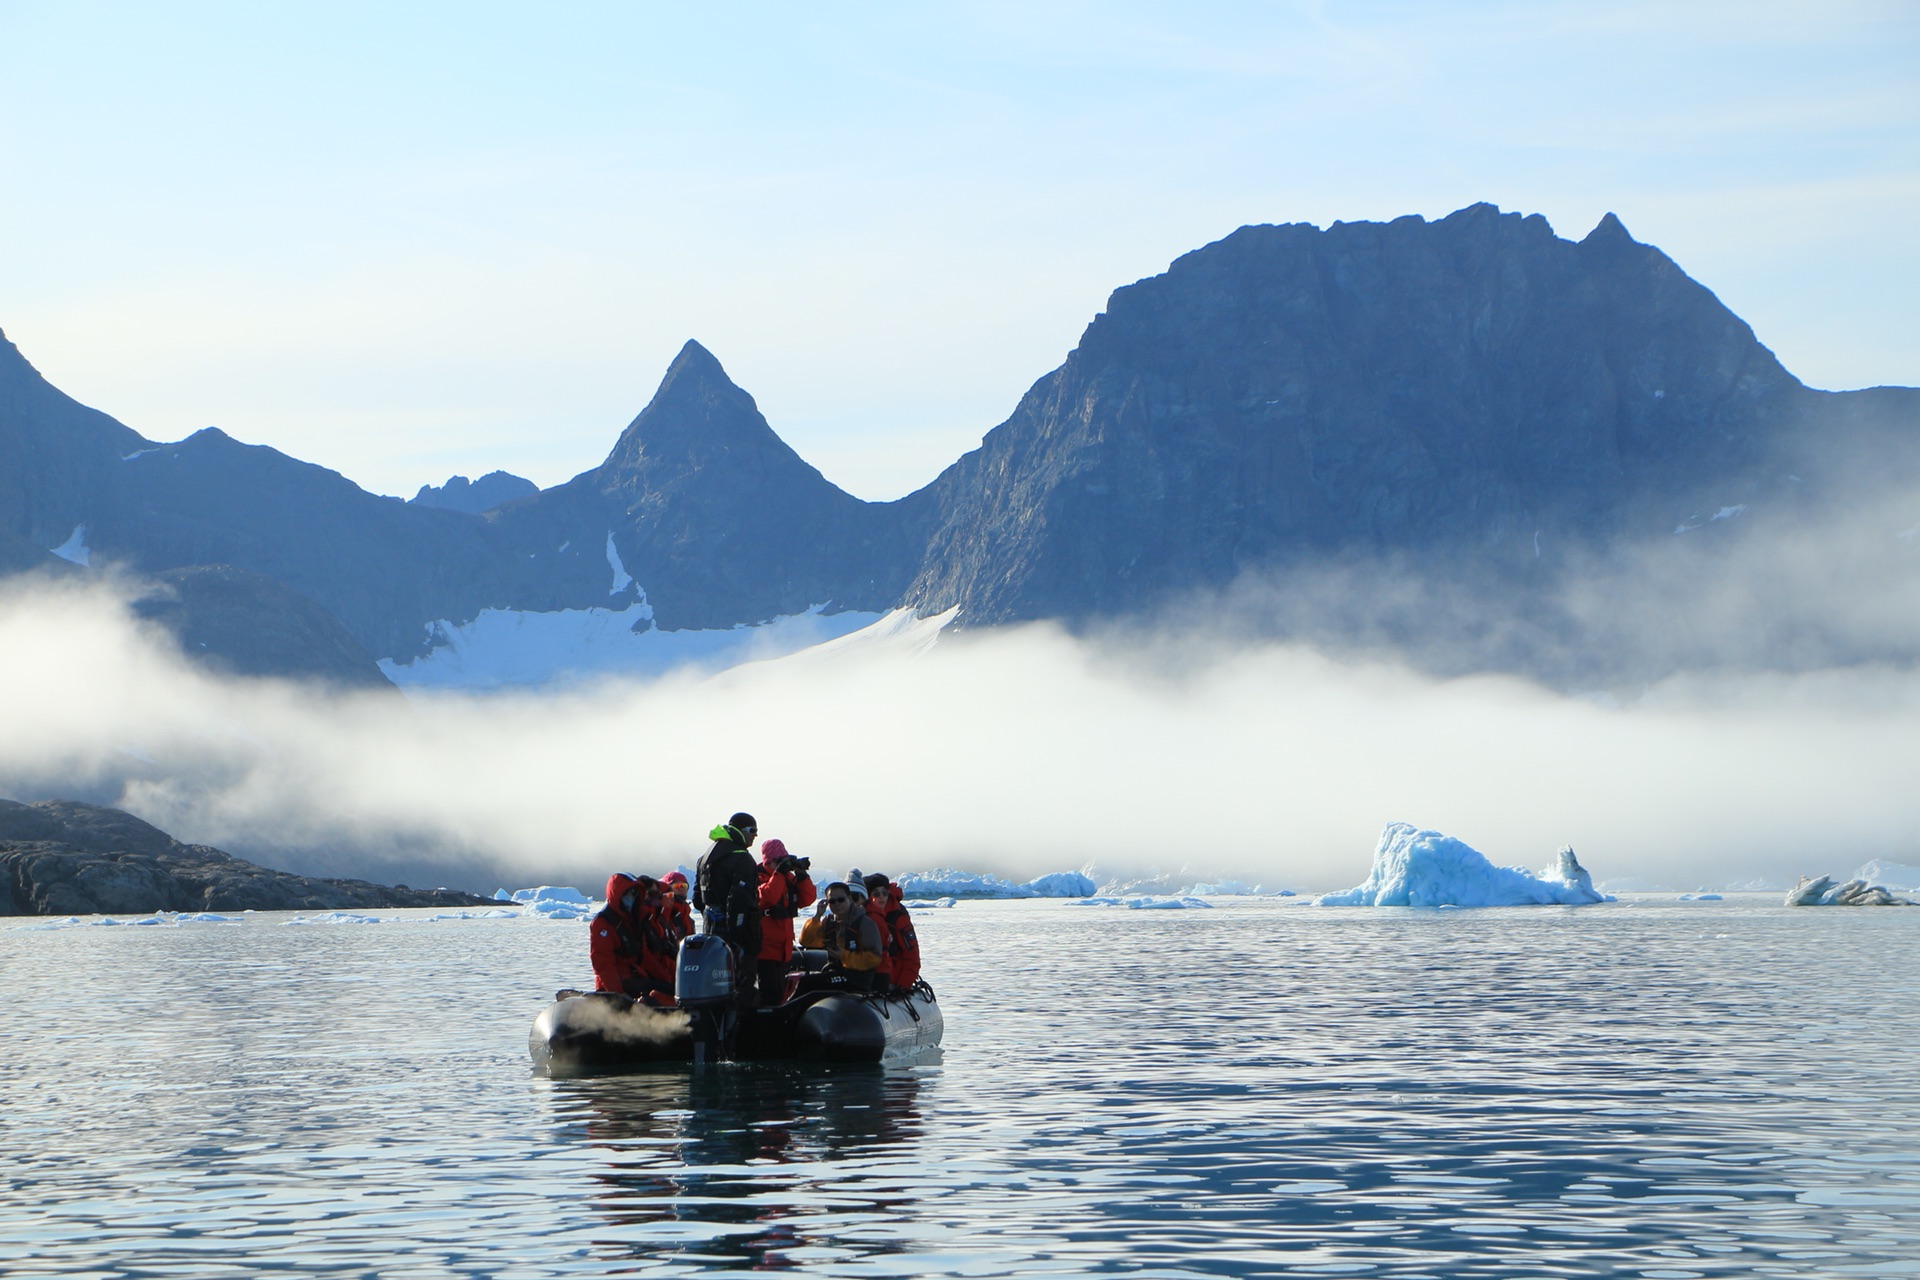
1316;823;1609;908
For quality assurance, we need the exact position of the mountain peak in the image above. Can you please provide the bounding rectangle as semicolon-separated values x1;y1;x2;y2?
1582;211;1636;246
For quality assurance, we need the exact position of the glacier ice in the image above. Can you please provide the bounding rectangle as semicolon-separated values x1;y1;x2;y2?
1852;859;1920;891
888;869;1097;898
1315;823;1610;907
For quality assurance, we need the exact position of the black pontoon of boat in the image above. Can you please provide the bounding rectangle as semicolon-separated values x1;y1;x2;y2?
530;934;942;1074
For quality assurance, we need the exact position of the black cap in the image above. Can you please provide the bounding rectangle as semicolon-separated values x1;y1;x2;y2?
728;811;757;834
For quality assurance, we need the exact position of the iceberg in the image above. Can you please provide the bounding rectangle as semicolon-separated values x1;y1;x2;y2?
1315;823;1610;907
1785;875;1913;907
892;869;1096;899
510;885;589;905
1853;860;1920;892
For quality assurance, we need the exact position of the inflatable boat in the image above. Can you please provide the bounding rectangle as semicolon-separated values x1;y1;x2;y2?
530;934;942;1074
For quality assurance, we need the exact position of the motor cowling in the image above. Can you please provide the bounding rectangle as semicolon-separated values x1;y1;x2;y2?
675;933;736;1009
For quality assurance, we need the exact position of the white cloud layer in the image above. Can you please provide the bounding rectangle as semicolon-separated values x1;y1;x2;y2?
3;569;1915;896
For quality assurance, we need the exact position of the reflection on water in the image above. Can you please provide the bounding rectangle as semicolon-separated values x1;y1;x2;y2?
2;898;1918;1277
553;1064;928;1271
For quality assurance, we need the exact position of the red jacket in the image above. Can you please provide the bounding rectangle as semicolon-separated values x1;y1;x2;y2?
590;873;647;995
756;865;817;962
880;885;921;987
591;873;676;998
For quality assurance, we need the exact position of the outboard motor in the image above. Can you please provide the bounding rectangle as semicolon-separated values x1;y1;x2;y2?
675;934;737;1064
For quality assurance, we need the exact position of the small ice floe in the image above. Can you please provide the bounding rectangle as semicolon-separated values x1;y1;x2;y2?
9;916;82;931
1785;875;1913;907
1069;895;1214;910
493;888;512;901
903;897;957;910
281;912;383;925
423;908;521;921
1676;893;1724;901
1315;823;1612;907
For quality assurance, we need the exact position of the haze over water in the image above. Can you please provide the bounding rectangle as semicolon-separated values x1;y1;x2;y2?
6;897;1917;1277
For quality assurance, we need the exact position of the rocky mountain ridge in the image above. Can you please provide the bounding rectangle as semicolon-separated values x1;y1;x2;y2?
3;204;1915;684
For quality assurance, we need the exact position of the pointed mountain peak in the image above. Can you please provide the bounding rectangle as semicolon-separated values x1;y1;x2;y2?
597;341;842;499
1582;211;1636;247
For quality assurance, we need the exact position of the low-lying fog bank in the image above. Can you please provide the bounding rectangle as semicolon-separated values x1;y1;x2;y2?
1;575;1916;895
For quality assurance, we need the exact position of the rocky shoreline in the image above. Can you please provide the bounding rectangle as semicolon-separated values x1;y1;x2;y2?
1;798;492;915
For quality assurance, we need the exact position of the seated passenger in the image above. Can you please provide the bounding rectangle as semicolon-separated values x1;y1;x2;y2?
661;871;694;945
794;877;884;995
631;876;679;1004
865;874;921;990
797;897;831;950
589;872;673;1004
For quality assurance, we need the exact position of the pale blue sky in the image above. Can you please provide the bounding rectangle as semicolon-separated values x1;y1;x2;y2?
2;1;1914;499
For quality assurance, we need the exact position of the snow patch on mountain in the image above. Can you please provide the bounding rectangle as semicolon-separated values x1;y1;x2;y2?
380;602;885;690
51;525;90;566
605;533;633;596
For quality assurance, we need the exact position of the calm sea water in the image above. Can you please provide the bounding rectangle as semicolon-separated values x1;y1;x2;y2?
3;897;1917;1278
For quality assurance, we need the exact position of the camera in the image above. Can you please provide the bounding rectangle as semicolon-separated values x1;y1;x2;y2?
778;855;811;875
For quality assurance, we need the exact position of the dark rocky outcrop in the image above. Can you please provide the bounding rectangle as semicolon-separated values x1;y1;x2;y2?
411;470;538;514
0;798;493;914
130;565;396;690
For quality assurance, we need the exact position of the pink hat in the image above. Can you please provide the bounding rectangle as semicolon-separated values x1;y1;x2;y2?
760;837;788;866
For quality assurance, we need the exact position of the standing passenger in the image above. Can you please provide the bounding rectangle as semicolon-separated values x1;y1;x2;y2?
693;812;764;1010
755;838;817;1005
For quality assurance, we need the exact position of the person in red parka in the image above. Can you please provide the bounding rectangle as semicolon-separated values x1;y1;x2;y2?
591;873;675;1004
754;838;817;1005
862;873;917;990
591;873;647;997
662;871;694;946
630;876;679;1002
880;877;921;989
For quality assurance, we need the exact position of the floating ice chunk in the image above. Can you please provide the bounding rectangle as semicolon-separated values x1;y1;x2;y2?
1024;871;1098;897
528;899;594;919
892;869;1096;898
282;912;382;925
902;897;957;909
494;888;512;901
511;885;590;905
1786;875;1913;907
424;908;520;921
1069;895;1213;910
1315;823;1611;907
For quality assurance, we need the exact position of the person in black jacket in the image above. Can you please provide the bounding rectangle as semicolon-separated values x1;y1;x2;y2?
693;811;764;1010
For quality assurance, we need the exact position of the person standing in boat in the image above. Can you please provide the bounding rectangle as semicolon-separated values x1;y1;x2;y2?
756;838;816;1006
693;812;766;1010
795;874;885;994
